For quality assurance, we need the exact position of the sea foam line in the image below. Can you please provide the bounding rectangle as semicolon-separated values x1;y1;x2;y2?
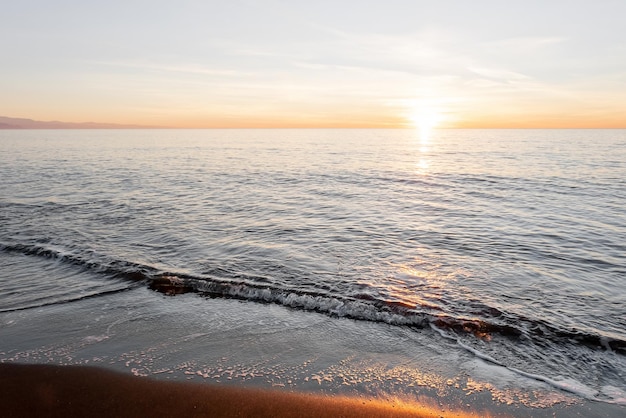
429;324;626;406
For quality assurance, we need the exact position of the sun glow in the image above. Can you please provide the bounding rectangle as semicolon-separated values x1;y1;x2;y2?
409;105;443;136
404;99;445;175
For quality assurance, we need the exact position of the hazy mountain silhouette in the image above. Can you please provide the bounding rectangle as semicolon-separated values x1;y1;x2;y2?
0;116;158;129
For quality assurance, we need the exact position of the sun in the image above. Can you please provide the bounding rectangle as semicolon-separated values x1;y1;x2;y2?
409;105;443;135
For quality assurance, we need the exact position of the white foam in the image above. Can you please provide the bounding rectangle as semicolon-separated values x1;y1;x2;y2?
431;323;626;405
195;280;429;327
600;386;626;405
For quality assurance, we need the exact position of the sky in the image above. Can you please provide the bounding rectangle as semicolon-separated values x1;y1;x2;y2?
1;0;625;128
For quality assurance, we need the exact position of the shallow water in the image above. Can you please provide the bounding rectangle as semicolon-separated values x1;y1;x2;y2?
1;128;625;406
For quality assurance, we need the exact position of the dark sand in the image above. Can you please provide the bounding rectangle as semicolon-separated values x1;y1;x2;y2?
0;363;484;418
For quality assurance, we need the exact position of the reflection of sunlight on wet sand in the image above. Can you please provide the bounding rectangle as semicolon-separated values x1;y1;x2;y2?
309;356;578;411
0;363;492;418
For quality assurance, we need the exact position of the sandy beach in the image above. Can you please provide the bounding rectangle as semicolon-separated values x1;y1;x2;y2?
2;285;624;417
0;363;482;418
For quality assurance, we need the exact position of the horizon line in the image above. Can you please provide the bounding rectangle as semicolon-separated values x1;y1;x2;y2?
3;126;626;130
2;126;626;130
1;116;625;130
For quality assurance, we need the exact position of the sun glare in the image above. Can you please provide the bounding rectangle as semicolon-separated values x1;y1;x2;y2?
409;105;443;136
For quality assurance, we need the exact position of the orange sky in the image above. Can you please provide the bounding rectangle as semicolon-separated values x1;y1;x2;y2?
2;1;625;129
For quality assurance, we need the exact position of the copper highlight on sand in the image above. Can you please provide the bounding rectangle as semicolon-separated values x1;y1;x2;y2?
0;364;490;418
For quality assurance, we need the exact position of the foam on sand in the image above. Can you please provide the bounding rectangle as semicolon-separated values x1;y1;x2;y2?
0;363;486;418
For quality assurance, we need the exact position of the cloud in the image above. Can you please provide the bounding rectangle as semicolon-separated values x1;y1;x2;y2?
467;67;532;82
483;36;568;51
93;60;255;78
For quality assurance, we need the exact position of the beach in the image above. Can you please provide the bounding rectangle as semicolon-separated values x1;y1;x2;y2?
3;0;626;414
0;363;480;418
1;129;625;417
2;285;623;417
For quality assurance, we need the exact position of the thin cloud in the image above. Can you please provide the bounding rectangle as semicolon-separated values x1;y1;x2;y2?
483;36;568;50
92;60;255;78
467;67;533;82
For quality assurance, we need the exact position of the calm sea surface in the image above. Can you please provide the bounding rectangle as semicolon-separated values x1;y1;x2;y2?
1;129;625;404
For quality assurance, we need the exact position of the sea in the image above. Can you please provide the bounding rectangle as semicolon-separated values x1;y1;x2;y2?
1;129;625;413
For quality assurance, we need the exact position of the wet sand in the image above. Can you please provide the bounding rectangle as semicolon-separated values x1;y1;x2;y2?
2;288;624;417
0;363;483;418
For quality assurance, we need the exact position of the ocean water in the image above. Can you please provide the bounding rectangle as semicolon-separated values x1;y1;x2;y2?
1;128;625;408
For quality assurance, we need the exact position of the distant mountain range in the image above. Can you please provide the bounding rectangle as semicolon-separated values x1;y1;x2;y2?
0;116;157;129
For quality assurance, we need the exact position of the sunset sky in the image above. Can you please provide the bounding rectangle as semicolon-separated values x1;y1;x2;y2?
2;0;625;128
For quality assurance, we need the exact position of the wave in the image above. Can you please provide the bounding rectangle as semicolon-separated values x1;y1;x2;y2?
0;287;133;313
430;324;626;406
0;242;157;283
2;241;624;357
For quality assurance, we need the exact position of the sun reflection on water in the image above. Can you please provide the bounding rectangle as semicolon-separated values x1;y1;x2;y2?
414;130;433;175
405;98;447;175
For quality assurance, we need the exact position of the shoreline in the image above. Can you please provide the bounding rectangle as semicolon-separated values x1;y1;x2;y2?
0;363;482;418
1;285;623;417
